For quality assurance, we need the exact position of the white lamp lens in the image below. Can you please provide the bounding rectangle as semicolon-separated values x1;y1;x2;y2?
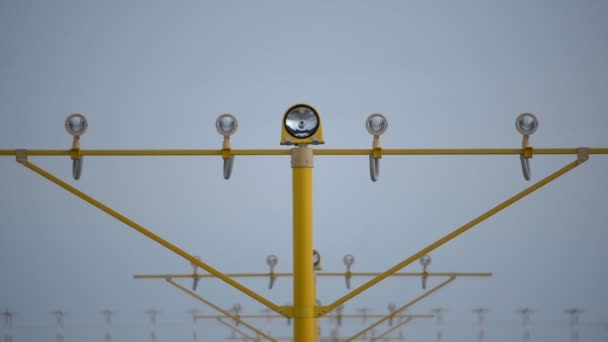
516;113;538;135
216;114;238;136
366;114;388;135
285;105;319;138
65;114;88;136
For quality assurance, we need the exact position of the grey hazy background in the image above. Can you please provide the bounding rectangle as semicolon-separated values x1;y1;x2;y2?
1;1;607;341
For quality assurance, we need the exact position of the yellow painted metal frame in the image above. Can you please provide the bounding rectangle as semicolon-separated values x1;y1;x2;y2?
5;146;599;342
165;278;277;342
344;276;456;342
134;272;492;279
195;313;433;321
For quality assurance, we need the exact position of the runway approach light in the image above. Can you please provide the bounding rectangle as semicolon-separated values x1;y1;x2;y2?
216;114;238;180
366;113;388;182
515;113;539;181
280;104;325;145
266;254;278;289
343;254;355;289
64;113;88;180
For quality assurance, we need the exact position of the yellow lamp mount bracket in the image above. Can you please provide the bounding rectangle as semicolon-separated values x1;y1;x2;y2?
216;114;239;180
280;104;325;146
366;113;388;182
515;113;538;181
65;113;88;180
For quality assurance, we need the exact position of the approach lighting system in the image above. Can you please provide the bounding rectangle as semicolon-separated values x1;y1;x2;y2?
343;254;355;289
515;113;539;181
216;114;239;136
65;113;88;136
280;104;325;145
266;254;278;289
420;255;431;289
365;113;388;136
515;113;538;136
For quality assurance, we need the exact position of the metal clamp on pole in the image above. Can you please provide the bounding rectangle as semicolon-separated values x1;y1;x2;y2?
419;255;431;290
576;147;589;164
266;254;278;289
365;114;388;182
343;254;355;289
215;114;238;180
515;113;538;181
65;113;88;180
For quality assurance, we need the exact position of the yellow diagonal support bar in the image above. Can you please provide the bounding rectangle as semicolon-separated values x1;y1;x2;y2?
133;271;492;279
2;147;608;156
18;160;282;315
344;276;455;342
216;317;259;341
372;316;413;341
324;159;582;315
166;278;277;342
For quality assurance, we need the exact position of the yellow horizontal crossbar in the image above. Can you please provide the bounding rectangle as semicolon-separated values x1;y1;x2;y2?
195;314;433;320
133;272;492;279
2;147;608;157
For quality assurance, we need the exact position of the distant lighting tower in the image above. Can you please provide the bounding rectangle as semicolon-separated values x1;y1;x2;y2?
431;308;446;341
565;308;583;342
2;309;15;342
187;309;200;342
517;308;534;342
146;308;159;342
51;310;66;342
100;309;114;342
473;308;489;342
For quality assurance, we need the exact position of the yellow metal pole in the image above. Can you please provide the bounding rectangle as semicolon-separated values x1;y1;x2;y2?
165;278;277;342
291;145;316;342
17;159;282;315
371;317;413;341
344;276;456;342
323;159;582;315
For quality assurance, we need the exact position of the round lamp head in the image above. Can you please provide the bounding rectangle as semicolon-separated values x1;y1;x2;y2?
515;113;538;135
266;254;278;267
420;255;431;267
284;104;319;139
216;114;238;136
365;113;388;136
65;113;88;136
343;254;355;267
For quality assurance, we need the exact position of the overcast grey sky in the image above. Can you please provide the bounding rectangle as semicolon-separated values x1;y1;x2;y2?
1;1;607;341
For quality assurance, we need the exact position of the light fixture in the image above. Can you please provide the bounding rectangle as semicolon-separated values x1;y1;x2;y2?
216;114;238;180
65;113;88;180
343;254;355;289
365;113;388;182
388;303;397;326
280;104;325;145
420;255;431;290
515;113;539;181
313;250;322;270
266;254;278;290
190;256;202;291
